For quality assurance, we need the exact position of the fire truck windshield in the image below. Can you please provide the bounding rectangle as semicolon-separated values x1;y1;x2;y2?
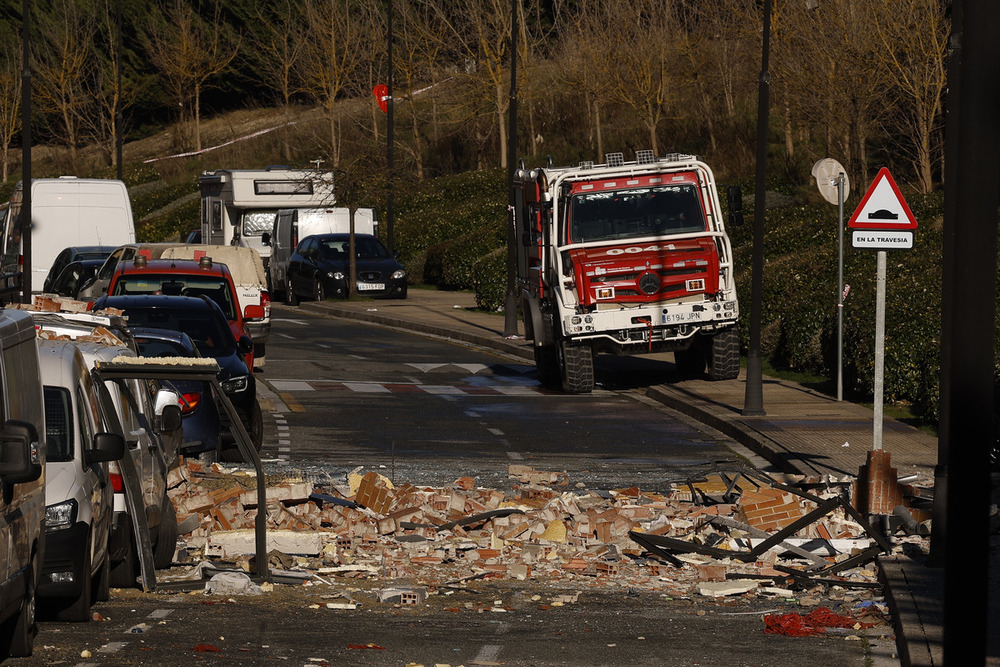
566;184;705;244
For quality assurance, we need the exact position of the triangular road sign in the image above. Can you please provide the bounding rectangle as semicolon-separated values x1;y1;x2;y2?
848;167;918;230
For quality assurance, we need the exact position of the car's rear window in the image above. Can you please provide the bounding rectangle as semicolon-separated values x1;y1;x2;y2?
123;307;234;357
113;274;237;320
134;337;192;358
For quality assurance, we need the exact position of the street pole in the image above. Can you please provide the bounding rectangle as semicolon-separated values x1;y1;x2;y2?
871;251;885;451
115;0;123;182
385;0;395;255
836;173;845;401
20;0;31;303
743;0;770;416
503;0;520;337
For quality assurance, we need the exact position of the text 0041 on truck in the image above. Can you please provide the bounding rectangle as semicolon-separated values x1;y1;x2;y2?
513;150;742;394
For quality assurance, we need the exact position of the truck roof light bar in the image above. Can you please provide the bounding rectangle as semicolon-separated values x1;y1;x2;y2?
605;152;624;167
636;150;655;164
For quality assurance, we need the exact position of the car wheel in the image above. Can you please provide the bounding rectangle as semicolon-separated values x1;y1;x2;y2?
51;542;92;622
153;495;178;570
0;557;37;658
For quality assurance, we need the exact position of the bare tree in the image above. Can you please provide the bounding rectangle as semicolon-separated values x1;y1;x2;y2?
431;0;512;169
0;35;20;182
298;0;365;166
870;0;948;193
248;0;307;162
32;0;95;175
607;0;679;155
144;0;239;152
82;0;139;170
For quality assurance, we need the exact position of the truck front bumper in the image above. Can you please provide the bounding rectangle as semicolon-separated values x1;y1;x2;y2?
561;299;739;346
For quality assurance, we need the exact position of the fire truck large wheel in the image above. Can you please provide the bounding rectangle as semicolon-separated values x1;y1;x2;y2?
709;327;741;380
533;344;559;387
558;341;594;394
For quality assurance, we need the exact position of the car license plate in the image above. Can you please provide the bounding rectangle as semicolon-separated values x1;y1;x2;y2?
358;282;384;291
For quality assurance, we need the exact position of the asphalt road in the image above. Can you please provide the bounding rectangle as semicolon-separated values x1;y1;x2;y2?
260;307;748;492
4;307;894;666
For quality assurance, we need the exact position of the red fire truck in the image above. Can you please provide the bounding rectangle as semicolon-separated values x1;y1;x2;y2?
513;150;742;393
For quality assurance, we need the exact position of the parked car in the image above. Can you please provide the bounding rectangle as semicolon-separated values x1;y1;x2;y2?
37;340;124;622
42;245;115;294
262;207;377;302
31;309;183;587
130;327;221;459
185;229;201;244
93;294;262;457
158;245;271;366
105;256;264;369
0;310;46;660
76;242;184;301
48;259;105;298
286;233;407;304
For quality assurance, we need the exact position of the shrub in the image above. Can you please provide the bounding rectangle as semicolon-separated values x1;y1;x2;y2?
472;247;507;312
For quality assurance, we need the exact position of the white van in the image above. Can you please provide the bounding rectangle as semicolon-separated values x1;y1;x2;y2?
37;341;124;622
263;207;377;300
1;178;136;296
0;309;45;659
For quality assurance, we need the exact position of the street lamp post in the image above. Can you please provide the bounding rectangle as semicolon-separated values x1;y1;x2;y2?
743;0;771;416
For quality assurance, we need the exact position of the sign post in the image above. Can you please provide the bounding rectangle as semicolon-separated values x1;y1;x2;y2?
848;168;918;451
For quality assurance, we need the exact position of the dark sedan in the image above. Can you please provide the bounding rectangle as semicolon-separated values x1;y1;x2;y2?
286;233;407;304
48;259;105;298
130;326;222;459
92;294;262;456
43;245;115;294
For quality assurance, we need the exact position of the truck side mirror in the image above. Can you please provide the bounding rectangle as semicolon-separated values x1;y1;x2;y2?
0;420;42;484
85;432;125;465
726;186;744;227
244;305;265;320
261;232;271;246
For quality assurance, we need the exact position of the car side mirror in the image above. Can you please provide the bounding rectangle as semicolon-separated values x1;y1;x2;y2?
261;232;271;246
85;432;125;465
0;420;42;484
237;335;253;356
244;305;265;320
154;389;183;432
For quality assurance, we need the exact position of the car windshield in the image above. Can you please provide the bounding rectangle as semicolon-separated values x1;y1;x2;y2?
43;386;73;462
113;274;237;320
566;184;706;244
123;307;234;357
242;210;276;236
319;237;389;260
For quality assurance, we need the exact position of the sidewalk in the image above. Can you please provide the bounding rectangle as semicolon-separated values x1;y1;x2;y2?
289;287;983;667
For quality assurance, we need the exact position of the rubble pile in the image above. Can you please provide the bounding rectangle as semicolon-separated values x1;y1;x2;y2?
165;459;912;606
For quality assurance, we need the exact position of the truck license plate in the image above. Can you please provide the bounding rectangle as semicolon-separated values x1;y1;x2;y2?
358;282;385;291
662;311;703;324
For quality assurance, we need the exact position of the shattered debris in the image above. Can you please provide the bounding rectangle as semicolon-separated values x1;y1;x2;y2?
162;460;918;619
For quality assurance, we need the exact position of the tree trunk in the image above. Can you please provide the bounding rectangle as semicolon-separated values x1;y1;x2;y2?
496;81;507;170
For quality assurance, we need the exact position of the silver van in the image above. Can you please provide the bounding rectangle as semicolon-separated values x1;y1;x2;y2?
0;309;46;659
37;341;124;622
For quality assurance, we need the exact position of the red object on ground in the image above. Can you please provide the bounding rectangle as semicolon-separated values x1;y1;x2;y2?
348;643;387;650
764;607;874;636
192;644;222;652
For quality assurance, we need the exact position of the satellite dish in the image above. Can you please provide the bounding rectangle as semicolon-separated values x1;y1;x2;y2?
811;158;849;205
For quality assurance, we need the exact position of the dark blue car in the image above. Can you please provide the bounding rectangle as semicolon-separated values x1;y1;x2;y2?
129;326;222;459
92;294;262;458
285;233;407;304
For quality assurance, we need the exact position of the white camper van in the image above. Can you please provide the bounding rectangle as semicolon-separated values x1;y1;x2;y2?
263;207;377;300
0;178;136;296
198;167;335;268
